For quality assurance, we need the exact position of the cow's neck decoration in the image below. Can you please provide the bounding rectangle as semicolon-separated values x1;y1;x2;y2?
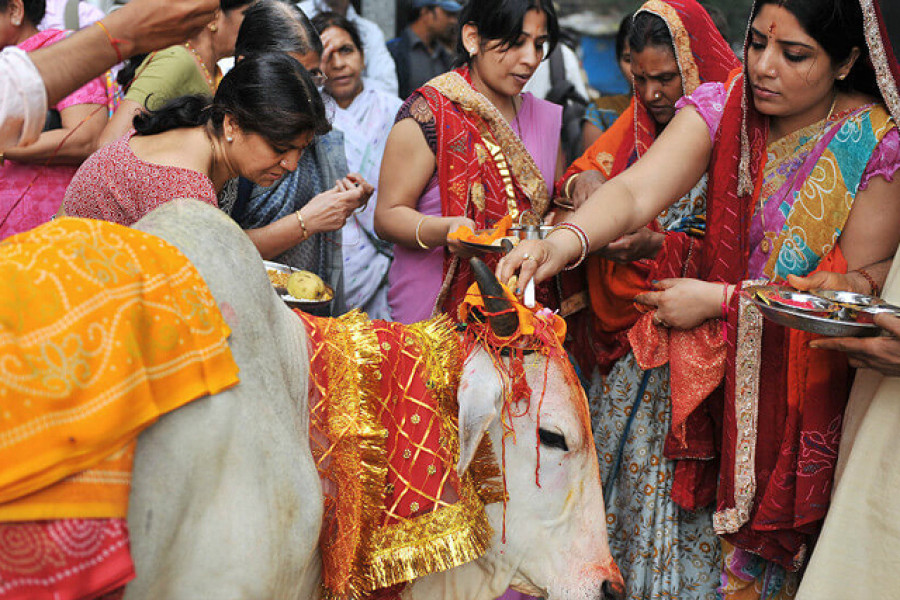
296;310;503;600
457;281;568;540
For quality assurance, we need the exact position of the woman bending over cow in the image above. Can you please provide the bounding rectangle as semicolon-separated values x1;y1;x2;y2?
64;52;334;263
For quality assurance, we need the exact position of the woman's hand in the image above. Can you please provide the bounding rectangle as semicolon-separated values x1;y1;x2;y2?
341;173;374;207
634;278;725;329
599;227;665;263
443;216;479;257
811;313;900;376
787;271;869;295
569;170;606;209
496;232;580;291
301;182;368;234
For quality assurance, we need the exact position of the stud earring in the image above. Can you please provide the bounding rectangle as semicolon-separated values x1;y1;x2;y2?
209;23;218;32
226;136;233;142
837;74;846;81
12;17;21;25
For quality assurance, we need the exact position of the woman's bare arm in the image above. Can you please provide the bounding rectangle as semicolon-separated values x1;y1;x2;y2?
5;103;107;165
498;106;714;285
375;119;476;253
98;100;144;148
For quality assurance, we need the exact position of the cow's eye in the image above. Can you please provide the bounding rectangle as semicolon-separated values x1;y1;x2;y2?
538;428;569;451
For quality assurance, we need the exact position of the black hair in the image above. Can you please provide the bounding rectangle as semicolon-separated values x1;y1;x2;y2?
628;11;673;55
235;0;323;58
754;0;879;98
455;0;560;66
1;0;47;27
133;52;331;144
311;11;364;55
221;0;252;10
615;12;633;62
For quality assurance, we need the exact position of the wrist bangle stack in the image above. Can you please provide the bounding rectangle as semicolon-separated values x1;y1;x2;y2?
550;222;589;270
857;267;880;296
562;173;580;199
415;216;430;250
295;209;309;241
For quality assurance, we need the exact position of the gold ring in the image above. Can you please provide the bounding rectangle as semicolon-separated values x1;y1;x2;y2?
522;253;531;261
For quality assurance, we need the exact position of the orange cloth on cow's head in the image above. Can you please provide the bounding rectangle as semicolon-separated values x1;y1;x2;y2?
457;281;566;350
0;217;239;520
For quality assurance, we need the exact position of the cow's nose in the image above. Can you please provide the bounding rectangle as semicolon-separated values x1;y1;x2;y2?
601;579;626;600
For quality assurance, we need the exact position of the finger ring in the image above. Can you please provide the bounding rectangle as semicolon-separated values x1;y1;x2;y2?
522;253;531;261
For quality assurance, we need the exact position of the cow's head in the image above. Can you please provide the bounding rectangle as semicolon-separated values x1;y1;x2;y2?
454;259;625;600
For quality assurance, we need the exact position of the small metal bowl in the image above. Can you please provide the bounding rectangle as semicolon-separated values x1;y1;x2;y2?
508;224;555;240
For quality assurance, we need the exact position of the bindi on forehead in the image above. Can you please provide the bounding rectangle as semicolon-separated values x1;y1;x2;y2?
768;21;776;36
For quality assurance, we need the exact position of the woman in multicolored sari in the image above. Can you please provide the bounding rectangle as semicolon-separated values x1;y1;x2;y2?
499;0;900;597
555;2;739;599
375;0;563;324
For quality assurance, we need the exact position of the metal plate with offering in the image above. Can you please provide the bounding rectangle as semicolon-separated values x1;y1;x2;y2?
264;260;334;309
745;284;882;337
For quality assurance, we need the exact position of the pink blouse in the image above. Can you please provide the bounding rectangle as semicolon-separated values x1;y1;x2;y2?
64;132;217;226
676;82;900;189
0;29;107;241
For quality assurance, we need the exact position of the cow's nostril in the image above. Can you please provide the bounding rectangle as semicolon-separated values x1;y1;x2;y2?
601;579;626;600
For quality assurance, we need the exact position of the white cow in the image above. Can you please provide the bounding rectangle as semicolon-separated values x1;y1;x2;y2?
125;200;624;600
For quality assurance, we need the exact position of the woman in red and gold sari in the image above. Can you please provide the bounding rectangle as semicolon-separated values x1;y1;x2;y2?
499;0;900;597
375;0;563;324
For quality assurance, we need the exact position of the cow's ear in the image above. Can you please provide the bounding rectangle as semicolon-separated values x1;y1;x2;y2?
456;349;504;477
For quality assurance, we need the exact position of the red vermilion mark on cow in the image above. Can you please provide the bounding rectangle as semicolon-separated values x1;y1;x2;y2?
219;302;238;327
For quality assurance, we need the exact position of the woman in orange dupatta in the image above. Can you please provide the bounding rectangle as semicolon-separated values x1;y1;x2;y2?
375;0;563;324
500;0;900;597
555;2;738;598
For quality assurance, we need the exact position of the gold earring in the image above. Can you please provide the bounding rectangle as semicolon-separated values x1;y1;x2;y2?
209;23;218;32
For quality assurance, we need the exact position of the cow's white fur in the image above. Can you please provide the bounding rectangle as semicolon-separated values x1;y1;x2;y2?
126;200;616;600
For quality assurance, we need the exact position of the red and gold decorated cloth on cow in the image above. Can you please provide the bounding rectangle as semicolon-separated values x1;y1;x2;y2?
0;217;239;520
296;310;501;600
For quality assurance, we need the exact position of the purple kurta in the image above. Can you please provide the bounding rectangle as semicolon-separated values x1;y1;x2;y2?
388;92;561;323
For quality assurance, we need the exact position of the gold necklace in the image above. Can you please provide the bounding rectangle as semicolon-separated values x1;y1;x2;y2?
184;41;215;91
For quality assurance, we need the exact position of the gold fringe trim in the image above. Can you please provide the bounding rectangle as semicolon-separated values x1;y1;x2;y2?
309;310;390;599
366;487;492;588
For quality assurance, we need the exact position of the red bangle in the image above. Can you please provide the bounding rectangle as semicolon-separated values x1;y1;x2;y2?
95;20;124;63
857;268;880;297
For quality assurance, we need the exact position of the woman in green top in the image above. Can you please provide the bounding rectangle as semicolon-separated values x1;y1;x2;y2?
97;0;252;147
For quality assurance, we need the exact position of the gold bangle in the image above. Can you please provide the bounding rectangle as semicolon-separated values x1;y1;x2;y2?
563;172;580;198
415;216;430;249
295;209;309;241
0;152;4;167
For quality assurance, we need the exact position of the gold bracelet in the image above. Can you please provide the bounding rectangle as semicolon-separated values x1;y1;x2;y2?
0;152;4;167
563;172;580;198
295;209;309;241
415;216;430;249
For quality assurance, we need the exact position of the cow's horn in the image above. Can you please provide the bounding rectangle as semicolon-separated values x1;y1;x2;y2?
470;257;519;337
